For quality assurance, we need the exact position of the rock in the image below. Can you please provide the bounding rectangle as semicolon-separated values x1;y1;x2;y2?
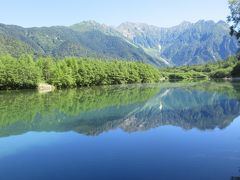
38;83;55;93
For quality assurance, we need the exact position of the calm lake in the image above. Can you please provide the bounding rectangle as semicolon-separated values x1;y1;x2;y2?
0;81;240;180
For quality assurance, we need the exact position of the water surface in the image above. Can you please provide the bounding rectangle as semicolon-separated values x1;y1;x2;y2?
0;81;239;180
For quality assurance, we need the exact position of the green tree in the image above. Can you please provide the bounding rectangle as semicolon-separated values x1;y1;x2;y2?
228;0;240;40
0;58;5;89
36;57;55;82
17;54;41;88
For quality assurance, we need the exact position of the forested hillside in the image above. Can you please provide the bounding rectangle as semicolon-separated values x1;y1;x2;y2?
0;20;238;67
0;23;163;66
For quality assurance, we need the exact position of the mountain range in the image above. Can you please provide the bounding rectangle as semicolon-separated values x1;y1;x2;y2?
0;20;238;66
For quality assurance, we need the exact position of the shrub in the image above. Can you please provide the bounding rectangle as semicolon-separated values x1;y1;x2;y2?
168;73;185;80
231;62;240;77
210;69;231;79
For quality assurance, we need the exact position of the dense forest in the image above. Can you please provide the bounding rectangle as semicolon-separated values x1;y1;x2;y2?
0;54;239;90
0;55;161;90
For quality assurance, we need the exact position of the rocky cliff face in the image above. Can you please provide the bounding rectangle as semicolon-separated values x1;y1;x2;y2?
117;20;239;66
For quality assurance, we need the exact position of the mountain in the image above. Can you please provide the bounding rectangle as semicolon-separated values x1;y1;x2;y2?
0;22;164;66
117;20;239;66
0;20;238;66
70;20;123;37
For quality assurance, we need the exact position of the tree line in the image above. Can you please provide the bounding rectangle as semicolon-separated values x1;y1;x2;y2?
0;55;161;90
161;56;240;80
0;54;240;90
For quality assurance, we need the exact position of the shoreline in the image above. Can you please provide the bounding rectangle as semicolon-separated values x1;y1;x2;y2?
0;78;240;92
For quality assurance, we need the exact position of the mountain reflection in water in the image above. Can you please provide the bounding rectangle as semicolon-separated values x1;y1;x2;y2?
0;81;240;137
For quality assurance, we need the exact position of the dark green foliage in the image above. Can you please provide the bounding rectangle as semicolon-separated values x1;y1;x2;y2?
210;69;232;78
168;74;185;80
231;62;240;77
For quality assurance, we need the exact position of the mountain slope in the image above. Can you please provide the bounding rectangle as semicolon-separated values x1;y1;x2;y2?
0;20;238;67
117;20;239;66
0;23;164;66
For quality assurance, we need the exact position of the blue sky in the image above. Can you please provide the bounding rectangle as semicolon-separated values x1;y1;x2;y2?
0;0;230;27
